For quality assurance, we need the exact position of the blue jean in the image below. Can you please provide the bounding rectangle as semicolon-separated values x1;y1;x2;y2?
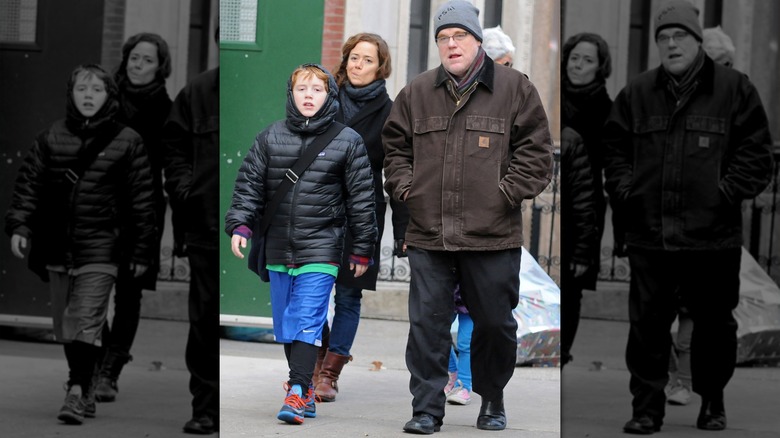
669;309;692;387
448;313;473;391
328;284;363;356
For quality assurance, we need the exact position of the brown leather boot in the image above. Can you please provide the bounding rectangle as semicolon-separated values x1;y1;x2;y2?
314;351;351;402
312;346;327;387
313;327;329;387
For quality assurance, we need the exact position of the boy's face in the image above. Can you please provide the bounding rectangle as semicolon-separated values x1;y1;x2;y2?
292;74;328;118
73;73;108;118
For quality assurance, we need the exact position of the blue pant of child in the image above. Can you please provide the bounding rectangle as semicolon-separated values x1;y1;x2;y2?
449;312;473;391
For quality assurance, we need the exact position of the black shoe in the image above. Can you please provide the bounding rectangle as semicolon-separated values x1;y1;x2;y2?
477;398;506;431
623;416;661;434
697;398;727;431
403;413;441;434
183;415;217;435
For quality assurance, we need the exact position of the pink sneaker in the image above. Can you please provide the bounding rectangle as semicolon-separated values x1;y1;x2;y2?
446;382;471;405
443;371;458;394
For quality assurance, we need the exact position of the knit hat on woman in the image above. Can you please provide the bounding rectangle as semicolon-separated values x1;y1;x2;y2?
434;0;483;42
654;0;703;42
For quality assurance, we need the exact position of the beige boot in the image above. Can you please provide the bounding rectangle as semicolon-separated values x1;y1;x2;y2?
314;351;351;402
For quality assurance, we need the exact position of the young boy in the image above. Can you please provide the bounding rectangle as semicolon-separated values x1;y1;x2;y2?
225;64;377;425
5;64;156;425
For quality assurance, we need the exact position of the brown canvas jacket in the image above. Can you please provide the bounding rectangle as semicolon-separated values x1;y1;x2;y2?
383;61;553;251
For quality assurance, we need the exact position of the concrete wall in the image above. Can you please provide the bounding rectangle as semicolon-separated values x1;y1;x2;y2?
124;0;191;97
343;0;408;99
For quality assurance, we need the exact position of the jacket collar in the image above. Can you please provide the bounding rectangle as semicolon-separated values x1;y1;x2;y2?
434;57;495;93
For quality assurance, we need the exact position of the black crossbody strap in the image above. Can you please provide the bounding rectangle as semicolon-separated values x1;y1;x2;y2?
253;122;346;236
65;122;125;184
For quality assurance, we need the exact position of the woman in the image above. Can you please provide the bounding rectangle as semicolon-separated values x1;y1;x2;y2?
5;64;156;425
225;64;377;425
96;32;172;402
313;33;408;403
560;32;613;366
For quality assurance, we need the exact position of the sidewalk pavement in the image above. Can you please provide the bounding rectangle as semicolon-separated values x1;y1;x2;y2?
564;288;780;438
220;317;561;437
0;317;192;438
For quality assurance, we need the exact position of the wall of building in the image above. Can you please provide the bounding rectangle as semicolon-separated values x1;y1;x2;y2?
562;0;629;99
123;0;191;97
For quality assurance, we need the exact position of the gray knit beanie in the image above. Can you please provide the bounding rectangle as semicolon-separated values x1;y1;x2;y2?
434;0;483;43
654;0;703;42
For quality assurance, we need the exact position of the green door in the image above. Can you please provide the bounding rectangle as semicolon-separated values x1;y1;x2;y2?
219;0;325;326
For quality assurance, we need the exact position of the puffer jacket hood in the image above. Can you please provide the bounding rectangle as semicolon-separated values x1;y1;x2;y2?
285;63;340;135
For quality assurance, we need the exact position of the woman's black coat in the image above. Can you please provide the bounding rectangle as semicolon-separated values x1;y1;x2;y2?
335;91;406;290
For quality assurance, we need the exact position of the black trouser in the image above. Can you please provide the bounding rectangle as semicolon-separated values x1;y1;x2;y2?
64;340;100;390
186;245;219;419
283;341;318;389
560;267;583;364
626;247;740;422
406;247;520;421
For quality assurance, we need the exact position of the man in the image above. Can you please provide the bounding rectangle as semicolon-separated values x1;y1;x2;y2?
382;1;553;433
603;0;772;434
162;66;219;434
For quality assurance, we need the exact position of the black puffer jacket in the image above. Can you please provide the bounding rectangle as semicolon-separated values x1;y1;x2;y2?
225;65;377;265
5;88;156;276
561;127;599;272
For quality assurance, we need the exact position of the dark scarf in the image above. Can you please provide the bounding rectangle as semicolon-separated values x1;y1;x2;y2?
562;77;607;126
117;78;168;121
65;93;120;139
339;79;386;124
446;46;487;97
664;48;706;105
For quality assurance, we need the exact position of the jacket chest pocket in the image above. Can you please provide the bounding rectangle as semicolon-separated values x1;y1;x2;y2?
633;117;668;165
413;117;449;160
684;115;726;158
465;115;504;159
